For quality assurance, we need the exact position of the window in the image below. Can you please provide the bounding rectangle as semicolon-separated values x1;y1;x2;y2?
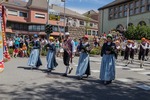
119;12;122;17
124;11;127;16
135;1;139;7
90;23;93;27
41;25;45;31
87;30;91;35
147;5;150;11
92;31;96;35
124;4;128;10
114;7;118;12
128;23;133;26
60;18;64;22
119;6;123;11
109;8;113;13
19;12;27;18
8;10;18;16
35;13;45;19
114;13;118;18
129;3;133;9
28;25;32;31
80;21;84;25
130;9;134;15
140;6;145;12
138;21;146;26
135;8;139;14
37;25;41;31
141;0;146;5
109;14;113;19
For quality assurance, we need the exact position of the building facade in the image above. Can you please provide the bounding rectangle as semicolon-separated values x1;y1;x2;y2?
2;0;98;38
98;0;150;34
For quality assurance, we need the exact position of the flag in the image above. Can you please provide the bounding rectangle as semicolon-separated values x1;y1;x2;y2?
2;5;10;60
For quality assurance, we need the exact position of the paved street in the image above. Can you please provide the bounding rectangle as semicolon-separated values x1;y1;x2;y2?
0;56;150;100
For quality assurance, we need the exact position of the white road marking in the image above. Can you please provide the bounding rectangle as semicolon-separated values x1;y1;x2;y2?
116;66;124;68
136;84;150;90
138;72;150;75
116;78;133;83
91;70;100;73
129;68;145;71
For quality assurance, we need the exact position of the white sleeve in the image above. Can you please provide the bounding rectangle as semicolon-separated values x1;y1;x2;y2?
71;40;76;53
141;44;147;49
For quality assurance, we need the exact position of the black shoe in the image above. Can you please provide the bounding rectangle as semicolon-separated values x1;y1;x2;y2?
68;68;73;74
85;75;89;78
62;73;67;77
78;76;83;80
104;81;111;85
47;69;51;72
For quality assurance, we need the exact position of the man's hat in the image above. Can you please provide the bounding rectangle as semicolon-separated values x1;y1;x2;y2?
49;36;54;40
82;35;88;40
34;34;38;38
65;32;70;35
107;34;113;39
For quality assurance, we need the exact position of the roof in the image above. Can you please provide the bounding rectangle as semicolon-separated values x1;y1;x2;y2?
51;4;97;22
83;10;98;16
98;0;130;10
26;0;47;10
2;0;28;10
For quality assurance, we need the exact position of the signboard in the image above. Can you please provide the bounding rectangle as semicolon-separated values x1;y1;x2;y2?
49;9;60;21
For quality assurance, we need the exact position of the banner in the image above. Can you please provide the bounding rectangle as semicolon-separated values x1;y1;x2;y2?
49;9;60;21
0;11;4;73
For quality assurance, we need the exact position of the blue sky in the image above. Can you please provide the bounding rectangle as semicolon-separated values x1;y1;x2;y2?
49;0;114;14
24;0;114;14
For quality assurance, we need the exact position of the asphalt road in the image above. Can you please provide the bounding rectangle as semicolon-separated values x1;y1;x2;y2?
0;56;150;100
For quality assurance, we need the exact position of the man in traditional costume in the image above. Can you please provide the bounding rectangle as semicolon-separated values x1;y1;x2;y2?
120;40;126;60
28;34;42;69
138;38;147;68
62;32;75;76
124;40;132;66
145;40;150;61
76;35;91;80
45;36;58;72
130;41;137;64
115;40;120;60
100;34;116;85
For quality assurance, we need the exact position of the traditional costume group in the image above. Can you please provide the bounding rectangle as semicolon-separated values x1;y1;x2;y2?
27;33;150;85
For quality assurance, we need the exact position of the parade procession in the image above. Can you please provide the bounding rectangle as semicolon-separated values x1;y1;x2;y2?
0;0;150;100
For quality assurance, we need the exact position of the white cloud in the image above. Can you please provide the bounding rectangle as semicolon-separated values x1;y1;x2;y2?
67;7;89;14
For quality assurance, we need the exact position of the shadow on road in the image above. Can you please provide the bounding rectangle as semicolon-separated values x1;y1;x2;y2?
0;76;150;100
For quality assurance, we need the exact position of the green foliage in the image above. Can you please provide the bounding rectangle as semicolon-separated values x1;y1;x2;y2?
8;48;13;55
41;47;47;56
90;47;101;55
125;25;150;40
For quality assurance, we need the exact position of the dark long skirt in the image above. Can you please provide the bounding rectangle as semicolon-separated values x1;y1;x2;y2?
63;50;70;66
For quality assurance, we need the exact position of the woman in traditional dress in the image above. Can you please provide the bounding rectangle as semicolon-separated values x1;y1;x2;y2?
139;38;147;68
28;34;42;69
100;34;116;85
76;35;91;80
45;36;58;72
